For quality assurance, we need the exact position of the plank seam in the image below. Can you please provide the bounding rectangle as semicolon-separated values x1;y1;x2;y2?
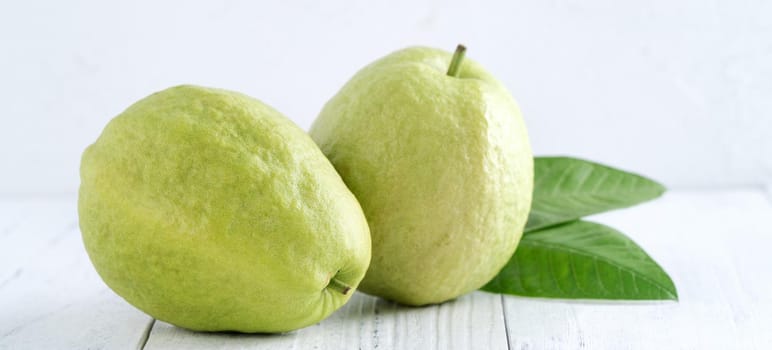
500;294;512;350
137;319;155;350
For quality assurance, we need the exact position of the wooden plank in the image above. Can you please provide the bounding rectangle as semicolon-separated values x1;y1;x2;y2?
0;197;152;350
4;189;770;349
145;291;508;350
0;291;154;350
502;189;772;349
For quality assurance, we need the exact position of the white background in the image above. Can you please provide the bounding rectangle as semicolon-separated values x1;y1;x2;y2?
1;0;771;195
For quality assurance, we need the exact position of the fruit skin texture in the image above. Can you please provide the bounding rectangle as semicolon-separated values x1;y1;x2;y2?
79;85;371;333
309;47;533;306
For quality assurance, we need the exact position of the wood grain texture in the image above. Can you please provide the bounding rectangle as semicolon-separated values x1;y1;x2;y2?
503;190;772;349
1;190;771;349
0;197;152;350
145;291;508;350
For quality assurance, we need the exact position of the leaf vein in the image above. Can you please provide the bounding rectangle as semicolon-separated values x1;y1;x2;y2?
519;240;673;296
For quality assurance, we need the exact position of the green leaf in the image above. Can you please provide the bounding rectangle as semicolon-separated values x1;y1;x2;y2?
483;220;677;300
526;157;666;232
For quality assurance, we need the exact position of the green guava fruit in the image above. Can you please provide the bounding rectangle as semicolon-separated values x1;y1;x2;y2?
309;46;533;306
79;85;371;333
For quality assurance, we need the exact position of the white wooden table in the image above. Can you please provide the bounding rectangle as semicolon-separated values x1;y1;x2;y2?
2;189;771;349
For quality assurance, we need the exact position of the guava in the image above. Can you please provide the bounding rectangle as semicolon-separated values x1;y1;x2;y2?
79;85;371;332
309;46;533;305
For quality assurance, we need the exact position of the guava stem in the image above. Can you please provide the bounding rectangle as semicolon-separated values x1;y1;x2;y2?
446;44;467;77
328;278;352;295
